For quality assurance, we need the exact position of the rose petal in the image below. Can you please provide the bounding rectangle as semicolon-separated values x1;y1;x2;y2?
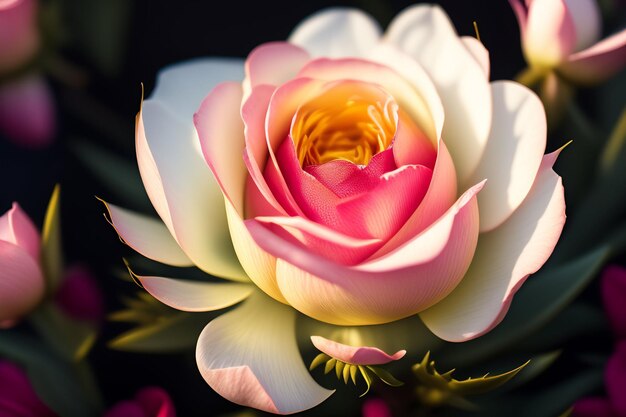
564;0;601;51
135;273;253;312
244;42;310;95
559;29;626;84
461;36;490;78
225;198;284;303
601;265;626;339
606;341;626;416
385;4;492;184
194;81;247;213
523;0;577;67
150;58;244;121
420;151;566;342
467;81;546;232
101;201;192;267
246;183;482;325
0;240;44;323
0;202;40;261
137;99;247;281
311;335;405;365
196;291;334;414
289;8;381;58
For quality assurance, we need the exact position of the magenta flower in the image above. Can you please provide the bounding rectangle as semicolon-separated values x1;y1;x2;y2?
601;265;626;339
104;387;176;417
55;264;105;325
0;0;40;74
0;360;56;417
362;398;392;417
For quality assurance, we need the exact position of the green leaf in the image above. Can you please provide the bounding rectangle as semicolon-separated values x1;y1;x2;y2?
108;312;210;352
358;366;374;397
29;302;97;361
40;185;63;294
0;331;102;417
365;365;404;387
439;247;609;366
71;140;151;211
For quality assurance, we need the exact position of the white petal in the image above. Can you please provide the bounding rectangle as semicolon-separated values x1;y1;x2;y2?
151;58;244;121
101;201;192;267
289;8;382;58
461;36;490;78
385;4;492;184
136;274;253;312
196;291;334;414
138;99;248;281
420;152;566;342
467;81;546;232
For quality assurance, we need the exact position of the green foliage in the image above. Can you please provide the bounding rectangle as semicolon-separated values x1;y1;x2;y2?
411;351;528;410
309;353;403;397
40;185;64;294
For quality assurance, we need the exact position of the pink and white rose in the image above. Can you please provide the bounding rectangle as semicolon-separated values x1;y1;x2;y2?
104;5;566;414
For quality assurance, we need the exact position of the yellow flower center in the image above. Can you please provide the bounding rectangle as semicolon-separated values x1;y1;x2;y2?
290;81;398;167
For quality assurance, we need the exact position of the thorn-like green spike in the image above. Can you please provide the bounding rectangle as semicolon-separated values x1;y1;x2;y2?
310;353;329;371
358;366;373;397
350;363;358;385
324;358;336;375
343;364;351;384
335;360;345;379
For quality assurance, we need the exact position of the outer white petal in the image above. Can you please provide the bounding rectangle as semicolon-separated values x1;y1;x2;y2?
289;8;382;58
150;58;244;121
135;274;253;312
461;36;490;78
101;201;192;267
385;4;492;184
420;152;566;342
196;291;334;414
467;81;546;232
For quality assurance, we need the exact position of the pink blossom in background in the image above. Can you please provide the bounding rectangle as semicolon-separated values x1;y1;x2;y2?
0;0;40;74
0;203;45;328
0;74;56;149
104;387;176;417
601;265;626;339
55;264;105;325
0;360;56;417
509;0;626;84
362;398;392;417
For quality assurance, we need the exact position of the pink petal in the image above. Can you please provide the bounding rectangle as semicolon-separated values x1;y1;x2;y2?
573;397;618;417
251;215;383;265
101;201;192;267
0;74;55;149
0;202;40;261
135;387;176;417
55;264;104;324
0;360;56;417
0;240;44;324
310;335;405;365
194;81;247;212
0;0;39;74
244;42;310;94
385;5;492;183
289;8;381;58
606;341;626;416
420;151;566;342
246;183;482;325
466;81;547;232
564;0;602;51
391;109;437;169
196;291;333;414
560;29;626;84
523;0;577;67
372;140;456;258
275;138;433;242
601;265;626;338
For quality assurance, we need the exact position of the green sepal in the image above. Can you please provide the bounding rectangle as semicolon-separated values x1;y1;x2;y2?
324;358;337;374
40;185;64;294
309;353;330;371
366;365;404;387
